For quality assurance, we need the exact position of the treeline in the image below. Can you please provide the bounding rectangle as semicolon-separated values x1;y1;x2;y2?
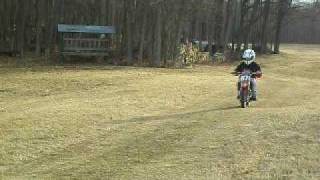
282;1;320;43
0;0;308;66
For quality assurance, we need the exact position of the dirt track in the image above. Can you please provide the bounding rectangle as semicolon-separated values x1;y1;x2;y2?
1;44;320;179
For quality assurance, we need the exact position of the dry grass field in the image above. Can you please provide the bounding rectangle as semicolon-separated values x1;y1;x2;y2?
1;44;320;179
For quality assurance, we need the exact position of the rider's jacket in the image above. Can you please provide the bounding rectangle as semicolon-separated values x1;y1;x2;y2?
235;62;262;78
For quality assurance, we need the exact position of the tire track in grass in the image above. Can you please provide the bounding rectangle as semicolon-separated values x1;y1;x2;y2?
5;109;207;179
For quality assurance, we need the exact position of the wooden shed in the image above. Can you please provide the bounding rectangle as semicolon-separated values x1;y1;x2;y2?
57;24;116;62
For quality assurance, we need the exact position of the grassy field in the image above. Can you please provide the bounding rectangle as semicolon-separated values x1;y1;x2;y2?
1;44;320;179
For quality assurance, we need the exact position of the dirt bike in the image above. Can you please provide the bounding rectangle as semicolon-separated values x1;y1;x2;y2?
233;70;261;108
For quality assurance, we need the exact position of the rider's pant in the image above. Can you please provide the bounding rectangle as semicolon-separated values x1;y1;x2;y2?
237;78;257;98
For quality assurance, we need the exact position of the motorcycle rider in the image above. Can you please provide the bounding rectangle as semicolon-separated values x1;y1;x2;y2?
235;49;262;101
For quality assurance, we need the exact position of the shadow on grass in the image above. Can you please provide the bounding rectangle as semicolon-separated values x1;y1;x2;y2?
6;105;240;177
0;63;140;72
126;105;240;124
59;64;135;71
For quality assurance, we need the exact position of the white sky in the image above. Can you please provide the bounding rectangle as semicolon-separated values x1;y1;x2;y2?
293;0;314;2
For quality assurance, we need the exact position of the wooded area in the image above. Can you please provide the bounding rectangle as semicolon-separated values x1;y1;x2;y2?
0;0;318;66
282;1;320;43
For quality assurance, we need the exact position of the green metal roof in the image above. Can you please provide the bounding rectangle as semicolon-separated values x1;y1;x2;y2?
58;24;115;34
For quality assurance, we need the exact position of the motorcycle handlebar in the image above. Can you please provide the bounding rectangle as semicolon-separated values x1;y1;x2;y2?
231;72;262;78
232;71;262;75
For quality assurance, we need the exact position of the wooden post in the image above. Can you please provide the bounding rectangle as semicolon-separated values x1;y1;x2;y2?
59;33;64;64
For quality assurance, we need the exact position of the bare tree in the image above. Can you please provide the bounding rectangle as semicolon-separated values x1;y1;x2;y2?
274;0;292;54
1;0;315;65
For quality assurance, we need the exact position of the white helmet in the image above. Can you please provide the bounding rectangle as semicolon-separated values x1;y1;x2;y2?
242;49;256;65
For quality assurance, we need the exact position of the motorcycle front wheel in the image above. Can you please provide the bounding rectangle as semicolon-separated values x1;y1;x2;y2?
240;89;248;108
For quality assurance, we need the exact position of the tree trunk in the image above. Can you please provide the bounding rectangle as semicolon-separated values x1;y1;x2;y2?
16;0;26;60
154;7;162;67
261;0;271;53
224;0;234;49
138;11;147;64
126;1;133;65
100;0;107;25
274;0;292;54
215;0;224;51
35;0;45;56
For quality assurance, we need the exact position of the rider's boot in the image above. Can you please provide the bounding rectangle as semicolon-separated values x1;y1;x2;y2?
250;79;257;101
250;96;257;101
